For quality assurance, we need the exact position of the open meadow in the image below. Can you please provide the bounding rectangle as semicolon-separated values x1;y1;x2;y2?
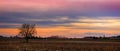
0;39;120;51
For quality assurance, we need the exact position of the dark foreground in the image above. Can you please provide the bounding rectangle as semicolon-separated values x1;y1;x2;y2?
0;39;120;51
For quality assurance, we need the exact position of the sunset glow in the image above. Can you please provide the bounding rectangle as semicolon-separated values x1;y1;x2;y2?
0;0;120;38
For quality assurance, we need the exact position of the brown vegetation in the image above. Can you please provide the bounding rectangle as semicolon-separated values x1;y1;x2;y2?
0;39;120;51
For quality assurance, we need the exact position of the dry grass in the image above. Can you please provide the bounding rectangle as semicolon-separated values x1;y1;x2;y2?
0;39;120;51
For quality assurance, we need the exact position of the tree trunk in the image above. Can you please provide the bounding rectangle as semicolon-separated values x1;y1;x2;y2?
25;37;29;43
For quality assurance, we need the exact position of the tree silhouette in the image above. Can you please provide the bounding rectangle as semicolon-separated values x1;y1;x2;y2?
19;24;37;43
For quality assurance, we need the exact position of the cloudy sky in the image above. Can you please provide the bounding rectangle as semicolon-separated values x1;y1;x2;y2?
0;0;120;38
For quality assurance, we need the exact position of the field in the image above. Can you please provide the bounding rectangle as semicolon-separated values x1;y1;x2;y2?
0;39;120;51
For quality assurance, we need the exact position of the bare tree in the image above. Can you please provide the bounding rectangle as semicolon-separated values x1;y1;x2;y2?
19;24;37;43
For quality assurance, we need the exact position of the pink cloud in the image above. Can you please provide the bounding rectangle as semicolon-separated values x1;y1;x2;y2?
0;0;120;12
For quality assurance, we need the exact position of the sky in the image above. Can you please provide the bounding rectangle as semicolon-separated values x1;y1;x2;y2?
0;0;120;38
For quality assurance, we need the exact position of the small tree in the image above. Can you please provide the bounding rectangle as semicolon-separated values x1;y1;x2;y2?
19;24;37;43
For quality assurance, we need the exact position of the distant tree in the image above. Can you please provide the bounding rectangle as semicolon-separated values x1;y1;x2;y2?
46;36;66;39
18;24;37;43
0;35;4;38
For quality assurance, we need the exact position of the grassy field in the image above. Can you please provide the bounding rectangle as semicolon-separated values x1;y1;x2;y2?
0;39;120;51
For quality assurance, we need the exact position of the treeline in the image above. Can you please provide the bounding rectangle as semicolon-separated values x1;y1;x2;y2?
0;35;67;39
0;35;120;40
84;35;120;40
